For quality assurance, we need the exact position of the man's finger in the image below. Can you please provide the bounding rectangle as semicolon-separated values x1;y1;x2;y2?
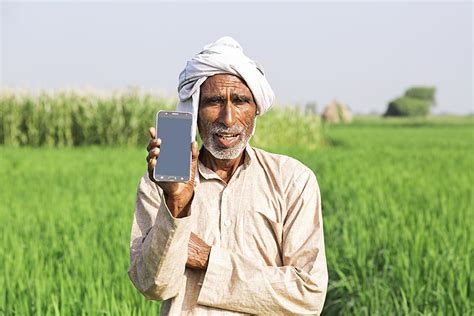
148;127;156;139
148;157;156;169
146;148;160;163
146;138;161;152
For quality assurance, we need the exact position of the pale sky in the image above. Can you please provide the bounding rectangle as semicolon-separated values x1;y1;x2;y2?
1;1;472;114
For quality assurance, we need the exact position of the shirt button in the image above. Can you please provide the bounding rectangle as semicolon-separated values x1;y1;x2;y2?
224;219;231;227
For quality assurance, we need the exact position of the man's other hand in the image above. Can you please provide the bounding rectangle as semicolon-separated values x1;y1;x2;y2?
187;232;211;270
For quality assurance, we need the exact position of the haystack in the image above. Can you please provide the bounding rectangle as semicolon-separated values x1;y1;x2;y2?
321;99;352;123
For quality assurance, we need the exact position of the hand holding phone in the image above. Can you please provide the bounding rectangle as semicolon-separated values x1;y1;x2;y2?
146;111;199;218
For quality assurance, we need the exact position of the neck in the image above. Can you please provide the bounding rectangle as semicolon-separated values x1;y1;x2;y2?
199;147;245;183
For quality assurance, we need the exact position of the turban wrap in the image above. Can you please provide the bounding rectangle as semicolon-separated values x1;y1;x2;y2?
177;36;275;139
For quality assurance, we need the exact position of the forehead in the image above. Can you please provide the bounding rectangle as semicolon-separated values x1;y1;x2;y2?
200;74;252;95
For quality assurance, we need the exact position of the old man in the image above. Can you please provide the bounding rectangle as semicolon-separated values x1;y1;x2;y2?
128;37;328;315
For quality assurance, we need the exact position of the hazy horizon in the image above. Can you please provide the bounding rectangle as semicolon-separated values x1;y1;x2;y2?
1;1;472;114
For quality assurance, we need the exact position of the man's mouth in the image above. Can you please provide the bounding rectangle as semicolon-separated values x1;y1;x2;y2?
217;132;239;138
214;132;241;147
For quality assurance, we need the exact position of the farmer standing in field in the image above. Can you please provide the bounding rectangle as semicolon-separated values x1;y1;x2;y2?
128;37;328;315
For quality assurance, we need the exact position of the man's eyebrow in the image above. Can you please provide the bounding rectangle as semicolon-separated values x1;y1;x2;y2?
201;95;225;103
231;94;253;102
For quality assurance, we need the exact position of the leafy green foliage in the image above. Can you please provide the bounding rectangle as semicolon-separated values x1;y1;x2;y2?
384;96;430;116
384;86;437;117
405;86;436;104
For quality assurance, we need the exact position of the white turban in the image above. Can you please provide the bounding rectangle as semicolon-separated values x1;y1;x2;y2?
176;36;275;139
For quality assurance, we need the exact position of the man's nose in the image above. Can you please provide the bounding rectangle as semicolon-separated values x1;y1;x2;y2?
219;102;236;127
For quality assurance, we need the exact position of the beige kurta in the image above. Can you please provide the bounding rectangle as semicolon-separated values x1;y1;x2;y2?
128;146;328;315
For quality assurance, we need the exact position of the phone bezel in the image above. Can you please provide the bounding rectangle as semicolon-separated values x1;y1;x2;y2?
153;110;193;182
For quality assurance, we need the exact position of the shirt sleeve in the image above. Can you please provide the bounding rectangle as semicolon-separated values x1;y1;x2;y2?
197;170;328;315
128;172;194;300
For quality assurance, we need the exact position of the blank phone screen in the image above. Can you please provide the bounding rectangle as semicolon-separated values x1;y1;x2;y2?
154;113;192;181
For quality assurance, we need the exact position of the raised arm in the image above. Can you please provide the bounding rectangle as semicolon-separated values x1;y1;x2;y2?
128;127;199;300
128;174;193;300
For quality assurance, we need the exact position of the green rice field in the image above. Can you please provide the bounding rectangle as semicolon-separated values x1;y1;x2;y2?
1;116;473;315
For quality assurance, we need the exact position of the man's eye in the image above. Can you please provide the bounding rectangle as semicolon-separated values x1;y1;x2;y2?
208;98;224;104
234;97;251;105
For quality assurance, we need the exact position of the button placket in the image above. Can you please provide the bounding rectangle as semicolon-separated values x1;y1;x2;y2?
220;186;235;246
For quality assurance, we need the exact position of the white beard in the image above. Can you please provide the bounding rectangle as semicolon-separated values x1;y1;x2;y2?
201;117;256;160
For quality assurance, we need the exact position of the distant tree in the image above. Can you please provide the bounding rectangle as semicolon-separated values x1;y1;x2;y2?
385;97;430;116
305;101;318;116
405;86;436;106
384;86;436;117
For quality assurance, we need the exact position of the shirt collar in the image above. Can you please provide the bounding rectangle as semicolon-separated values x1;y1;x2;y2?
197;145;254;181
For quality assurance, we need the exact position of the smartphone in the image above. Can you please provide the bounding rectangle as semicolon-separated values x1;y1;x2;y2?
153;111;193;182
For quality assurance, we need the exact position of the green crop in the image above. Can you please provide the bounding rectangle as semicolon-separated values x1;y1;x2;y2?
0;90;323;149
0;111;472;314
0;90;175;147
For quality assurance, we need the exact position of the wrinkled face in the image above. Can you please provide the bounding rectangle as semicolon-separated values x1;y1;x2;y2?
198;74;257;160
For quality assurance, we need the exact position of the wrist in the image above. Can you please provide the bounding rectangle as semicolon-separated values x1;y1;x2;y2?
164;192;194;218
